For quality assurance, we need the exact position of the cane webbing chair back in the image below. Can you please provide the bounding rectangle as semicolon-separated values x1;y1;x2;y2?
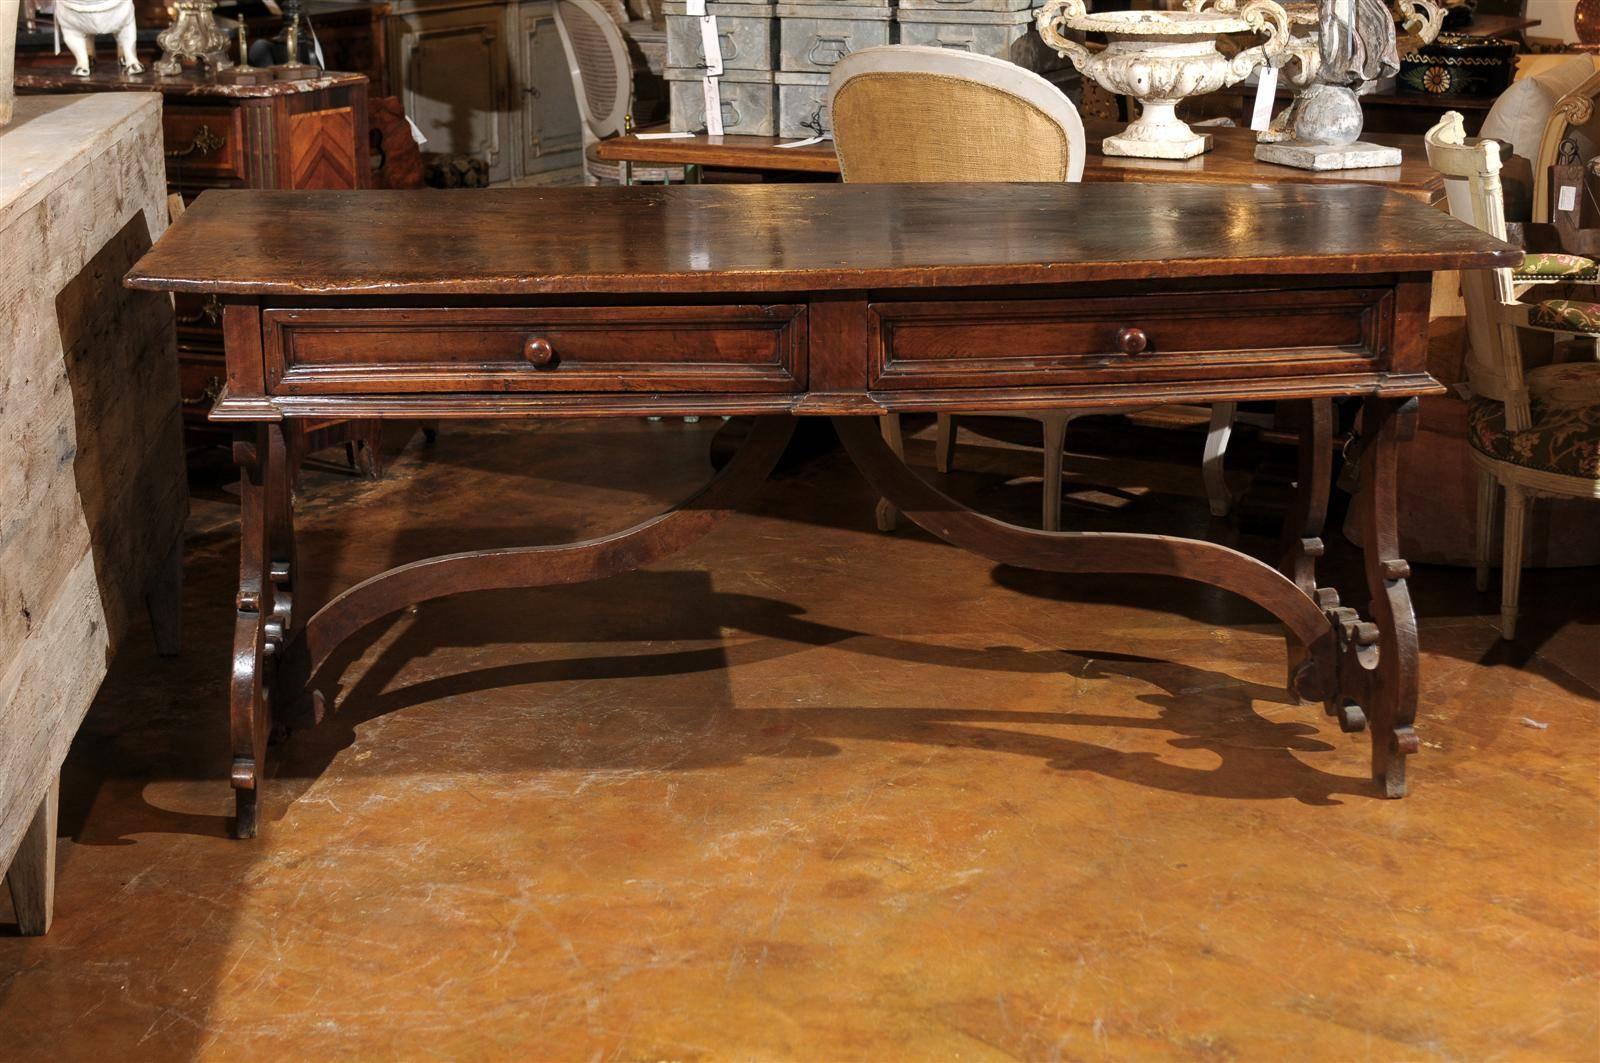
828;46;1086;184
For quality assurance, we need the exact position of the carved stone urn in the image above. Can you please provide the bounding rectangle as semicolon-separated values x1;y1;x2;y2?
1036;0;1291;159
1257;0;1443;145
1253;0;1441;170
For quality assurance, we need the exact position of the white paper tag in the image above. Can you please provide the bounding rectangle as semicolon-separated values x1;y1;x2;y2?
700;14;723;77
637;131;695;140
776;135;827;149
1250;64;1279;133
686;0;706;15
1559;184;1579;213
703;78;724;136
405;115;428;147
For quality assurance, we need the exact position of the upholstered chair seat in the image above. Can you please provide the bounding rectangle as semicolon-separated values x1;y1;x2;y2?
1512;252;1599;284
1528;298;1600;333
1468;362;1600;479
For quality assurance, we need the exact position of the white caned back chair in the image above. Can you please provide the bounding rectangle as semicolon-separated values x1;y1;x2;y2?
553;0;684;185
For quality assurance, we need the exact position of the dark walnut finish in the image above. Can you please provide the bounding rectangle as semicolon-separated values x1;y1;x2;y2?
595;122;1446;202
126;183;1518;837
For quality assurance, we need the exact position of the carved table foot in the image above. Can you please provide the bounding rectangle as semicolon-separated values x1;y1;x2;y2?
1277;396;1421;796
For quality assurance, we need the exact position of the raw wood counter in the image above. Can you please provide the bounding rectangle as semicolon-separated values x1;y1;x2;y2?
126;182;1517;837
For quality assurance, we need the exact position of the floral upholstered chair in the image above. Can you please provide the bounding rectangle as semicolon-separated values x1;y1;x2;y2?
1512;252;1600;286
1426;112;1600;639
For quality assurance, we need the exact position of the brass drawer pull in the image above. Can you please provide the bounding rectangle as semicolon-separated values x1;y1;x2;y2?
167;125;227;159
523;336;557;367
1116;326;1149;355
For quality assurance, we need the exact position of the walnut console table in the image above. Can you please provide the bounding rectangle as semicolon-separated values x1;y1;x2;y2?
126;183;1517;837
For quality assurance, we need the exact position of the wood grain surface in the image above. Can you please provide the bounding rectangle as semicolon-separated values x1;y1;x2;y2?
126;183;1518;297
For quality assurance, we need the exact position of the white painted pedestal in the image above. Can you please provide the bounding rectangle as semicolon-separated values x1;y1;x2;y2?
0;94;187;934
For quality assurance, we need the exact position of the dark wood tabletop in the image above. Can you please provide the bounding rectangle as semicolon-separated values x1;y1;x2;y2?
126;183;1516;299
595;121;1446;201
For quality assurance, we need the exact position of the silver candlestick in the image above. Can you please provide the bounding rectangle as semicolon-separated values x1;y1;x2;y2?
155;0;234;77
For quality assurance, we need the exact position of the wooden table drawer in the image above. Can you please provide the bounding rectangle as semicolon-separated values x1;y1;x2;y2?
869;289;1390;390
263;305;808;394
164;108;245;180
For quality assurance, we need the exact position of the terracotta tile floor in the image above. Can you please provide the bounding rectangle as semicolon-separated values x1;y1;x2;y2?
2;417;1596;1060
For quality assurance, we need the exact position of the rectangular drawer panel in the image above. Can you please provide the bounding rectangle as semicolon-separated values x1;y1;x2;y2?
164;107;245;180
870;289;1389;389
265;304;807;394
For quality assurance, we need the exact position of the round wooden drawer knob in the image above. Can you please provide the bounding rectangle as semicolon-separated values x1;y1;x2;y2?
524;336;556;367
1116;327;1149;355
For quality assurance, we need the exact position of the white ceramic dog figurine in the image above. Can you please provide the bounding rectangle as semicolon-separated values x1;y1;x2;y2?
55;0;144;77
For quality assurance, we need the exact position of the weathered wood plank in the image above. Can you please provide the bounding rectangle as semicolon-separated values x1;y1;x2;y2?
0;94;187;928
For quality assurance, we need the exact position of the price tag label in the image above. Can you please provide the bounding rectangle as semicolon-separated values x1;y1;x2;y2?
700;14;723;77
1559;184;1579;213
776;135;827;149
703;78;724;136
1250;64;1279;133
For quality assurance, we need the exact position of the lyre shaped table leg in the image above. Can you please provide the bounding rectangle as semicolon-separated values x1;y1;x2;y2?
229;424;287;839
226;417;797;838
1354;397;1422;797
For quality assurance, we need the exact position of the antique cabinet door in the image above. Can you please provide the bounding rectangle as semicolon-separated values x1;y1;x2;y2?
517;0;583;176
390;0;515;184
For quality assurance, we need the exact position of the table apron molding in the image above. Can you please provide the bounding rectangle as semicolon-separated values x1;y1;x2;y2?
207;373;1447;422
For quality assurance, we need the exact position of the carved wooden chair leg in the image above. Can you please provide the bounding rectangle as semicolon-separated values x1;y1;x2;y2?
1500;482;1529;639
874;414;905;533
1204;401;1236;517
145;533;184;657
4;777;59;935
1474;467;1499;593
934;414;957;473
1040;413;1071;532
